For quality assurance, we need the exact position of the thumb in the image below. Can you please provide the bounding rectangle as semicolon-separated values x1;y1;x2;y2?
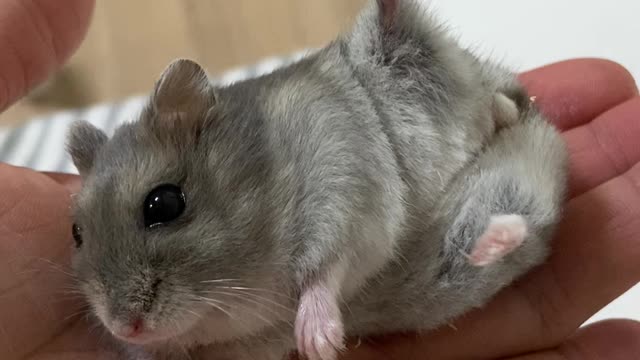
510;319;640;360
41;171;82;193
0;0;95;111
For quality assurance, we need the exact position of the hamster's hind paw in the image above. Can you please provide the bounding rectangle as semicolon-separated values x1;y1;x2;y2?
295;284;345;360
469;214;528;267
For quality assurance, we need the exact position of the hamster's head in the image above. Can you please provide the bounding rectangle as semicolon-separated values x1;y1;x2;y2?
67;60;291;345
66;0;432;345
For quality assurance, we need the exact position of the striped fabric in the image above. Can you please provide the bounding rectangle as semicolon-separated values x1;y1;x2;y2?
0;51;310;174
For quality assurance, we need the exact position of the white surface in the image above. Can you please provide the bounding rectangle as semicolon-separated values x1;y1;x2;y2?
429;0;640;79
427;0;639;325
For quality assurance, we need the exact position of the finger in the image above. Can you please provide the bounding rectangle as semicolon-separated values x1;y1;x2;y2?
519;58;638;131
0;0;95;110
0;164;78;359
563;97;640;197
510;319;640;360
41;171;82;193
343;163;640;359
435;164;640;358
23;316;119;360
513;163;640;346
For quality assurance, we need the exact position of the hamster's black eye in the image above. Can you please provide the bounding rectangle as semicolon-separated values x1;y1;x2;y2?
143;184;186;228
72;223;83;248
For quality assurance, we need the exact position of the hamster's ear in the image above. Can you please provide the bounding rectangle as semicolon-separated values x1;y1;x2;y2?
352;0;420;34
151;59;216;115
67;121;107;177
376;0;401;28
347;0;434;53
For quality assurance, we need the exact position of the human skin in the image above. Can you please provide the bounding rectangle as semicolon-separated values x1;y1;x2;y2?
0;0;639;359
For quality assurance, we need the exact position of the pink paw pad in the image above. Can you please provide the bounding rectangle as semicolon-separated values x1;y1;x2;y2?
469;214;528;267
295;284;345;360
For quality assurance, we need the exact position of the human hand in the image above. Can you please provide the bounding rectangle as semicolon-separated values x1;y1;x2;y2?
0;0;94;112
0;1;105;359
0;3;638;359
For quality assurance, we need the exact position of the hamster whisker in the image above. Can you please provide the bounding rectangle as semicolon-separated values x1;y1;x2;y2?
53;285;89;302
192;295;236;320
212;285;297;302
39;257;77;276
200;279;293;297
210;288;295;314
238;303;283;329
88;320;108;339
80;311;103;333
203;290;294;328
184;308;204;320
216;293;283;328
55;293;87;303
194;295;276;335
59;286;85;294
58;288;86;296
97;329;111;350
189;294;260;335
27;256;78;279
198;291;286;327
200;278;243;284
208;290;286;315
62;307;93;323
199;278;293;297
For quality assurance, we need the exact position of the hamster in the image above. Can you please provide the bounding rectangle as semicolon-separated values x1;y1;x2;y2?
66;1;567;359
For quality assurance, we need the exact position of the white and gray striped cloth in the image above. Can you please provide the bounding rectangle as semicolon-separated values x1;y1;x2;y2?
0;51;309;174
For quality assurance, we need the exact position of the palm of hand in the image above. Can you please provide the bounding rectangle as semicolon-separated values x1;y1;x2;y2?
1;59;638;360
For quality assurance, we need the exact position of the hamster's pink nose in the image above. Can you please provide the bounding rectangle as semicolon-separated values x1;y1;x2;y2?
115;318;145;338
130;318;144;336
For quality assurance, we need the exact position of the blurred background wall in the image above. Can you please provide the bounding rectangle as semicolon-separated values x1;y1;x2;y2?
3;0;639;125
2;0;367;125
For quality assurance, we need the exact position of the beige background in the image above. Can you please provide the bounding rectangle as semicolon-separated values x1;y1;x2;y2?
2;0;366;125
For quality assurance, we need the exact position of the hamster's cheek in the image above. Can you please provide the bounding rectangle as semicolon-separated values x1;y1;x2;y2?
76;278;108;318
84;289;110;328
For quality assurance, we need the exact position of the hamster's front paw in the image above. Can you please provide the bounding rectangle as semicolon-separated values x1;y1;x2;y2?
492;92;520;129
469;214;528;267
295;284;345;360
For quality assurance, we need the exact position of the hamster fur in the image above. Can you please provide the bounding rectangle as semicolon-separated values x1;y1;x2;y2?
67;1;567;359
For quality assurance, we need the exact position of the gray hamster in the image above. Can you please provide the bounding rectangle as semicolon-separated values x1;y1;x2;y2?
66;1;567;359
